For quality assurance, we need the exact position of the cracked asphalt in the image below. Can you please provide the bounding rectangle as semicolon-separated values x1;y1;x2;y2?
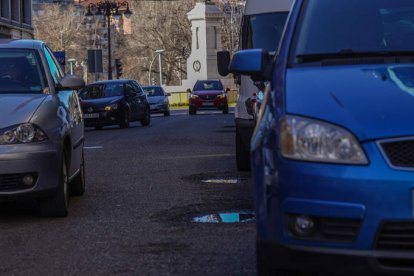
0;109;256;275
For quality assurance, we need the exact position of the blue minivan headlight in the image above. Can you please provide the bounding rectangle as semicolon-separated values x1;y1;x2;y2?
280;115;368;164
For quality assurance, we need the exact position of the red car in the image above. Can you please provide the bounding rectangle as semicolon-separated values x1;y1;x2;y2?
189;80;229;115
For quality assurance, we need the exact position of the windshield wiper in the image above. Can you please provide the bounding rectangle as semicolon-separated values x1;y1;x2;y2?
296;49;414;64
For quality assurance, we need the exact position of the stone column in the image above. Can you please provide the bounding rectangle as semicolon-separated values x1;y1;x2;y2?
185;1;224;86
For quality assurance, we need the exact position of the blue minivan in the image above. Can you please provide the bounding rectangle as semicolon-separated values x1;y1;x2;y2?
225;0;414;274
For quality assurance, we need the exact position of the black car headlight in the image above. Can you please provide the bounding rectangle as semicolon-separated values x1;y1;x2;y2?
104;104;119;111
0;123;48;145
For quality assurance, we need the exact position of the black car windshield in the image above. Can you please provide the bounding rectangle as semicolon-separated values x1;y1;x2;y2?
0;49;46;93
242;12;289;51
293;0;414;64
143;87;164;97
194;81;223;91
80;83;124;99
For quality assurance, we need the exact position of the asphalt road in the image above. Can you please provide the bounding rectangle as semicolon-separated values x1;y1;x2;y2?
0;108;256;275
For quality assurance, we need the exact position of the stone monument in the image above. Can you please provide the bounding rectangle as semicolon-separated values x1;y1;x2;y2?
164;1;234;93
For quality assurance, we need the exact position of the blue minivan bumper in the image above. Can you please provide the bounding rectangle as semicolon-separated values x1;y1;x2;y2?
257;140;414;274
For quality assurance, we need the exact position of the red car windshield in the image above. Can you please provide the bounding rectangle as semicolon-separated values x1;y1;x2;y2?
194;81;223;91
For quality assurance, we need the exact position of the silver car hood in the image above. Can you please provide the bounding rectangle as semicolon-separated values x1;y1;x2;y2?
0;94;47;129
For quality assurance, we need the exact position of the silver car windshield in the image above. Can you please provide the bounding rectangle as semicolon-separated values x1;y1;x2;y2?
144;87;164;97
0;49;46;93
293;0;414;63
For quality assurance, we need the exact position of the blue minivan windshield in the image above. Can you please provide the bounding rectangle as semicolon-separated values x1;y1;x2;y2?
0;49;46;93
242;12;289;51
143;87;164;97
293;0;414;63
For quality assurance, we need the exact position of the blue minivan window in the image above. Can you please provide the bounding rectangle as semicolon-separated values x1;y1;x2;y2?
242;12;289;51
293;0;414;63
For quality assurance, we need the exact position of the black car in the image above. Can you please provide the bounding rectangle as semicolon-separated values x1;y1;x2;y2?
142;85;171;116
79;80;151;129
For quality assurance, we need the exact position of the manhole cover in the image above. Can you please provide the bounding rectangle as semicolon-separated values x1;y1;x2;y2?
193;212;255;223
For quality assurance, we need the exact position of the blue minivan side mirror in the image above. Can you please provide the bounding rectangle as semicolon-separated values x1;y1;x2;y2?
229;49;271;81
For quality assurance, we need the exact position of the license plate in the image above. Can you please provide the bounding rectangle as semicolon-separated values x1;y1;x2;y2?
203;102;214;106
84;113;99;119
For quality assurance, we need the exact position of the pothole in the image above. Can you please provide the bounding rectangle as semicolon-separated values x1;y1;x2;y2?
192;211;255;223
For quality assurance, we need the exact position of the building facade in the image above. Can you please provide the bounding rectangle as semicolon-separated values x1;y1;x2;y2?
0;0;33;39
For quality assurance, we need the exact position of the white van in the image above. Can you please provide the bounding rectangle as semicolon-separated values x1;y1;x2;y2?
234;0;293;171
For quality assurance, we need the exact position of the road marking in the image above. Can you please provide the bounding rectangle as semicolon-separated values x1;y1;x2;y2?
170;153;235;159
202;179;239;184
84;146;103;149
170;111;234;116
172;112;188;116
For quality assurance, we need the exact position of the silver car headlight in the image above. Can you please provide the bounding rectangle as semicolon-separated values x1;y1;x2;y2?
280;115;368;164
0;123;48;145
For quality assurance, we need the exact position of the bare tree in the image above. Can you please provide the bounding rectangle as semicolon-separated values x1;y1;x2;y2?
33;1;238;86
119;0;195;86
217;0;244;54
33;4;88;76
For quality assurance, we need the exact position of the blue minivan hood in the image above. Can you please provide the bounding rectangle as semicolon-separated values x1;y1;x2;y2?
286;64;414;141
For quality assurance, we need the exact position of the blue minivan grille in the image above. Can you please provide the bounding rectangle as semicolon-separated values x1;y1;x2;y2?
380;140;414;169
376;222;414;251
286;215;361;242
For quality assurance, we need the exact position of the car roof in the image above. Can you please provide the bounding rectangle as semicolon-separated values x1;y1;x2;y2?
245;0;293;15
86;79;131;85
0;39;44;50
142;85;163;88
196;79;222;82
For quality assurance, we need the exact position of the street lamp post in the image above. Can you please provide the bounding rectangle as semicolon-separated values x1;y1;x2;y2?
176;56;183;86
148;49;165;85
68;58;76;75
85;1;132;80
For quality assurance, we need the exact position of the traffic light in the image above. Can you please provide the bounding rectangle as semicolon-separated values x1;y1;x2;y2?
115;59;123;79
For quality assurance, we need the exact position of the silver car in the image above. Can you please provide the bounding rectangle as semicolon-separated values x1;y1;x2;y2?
0;39;85;217
142;85;171;116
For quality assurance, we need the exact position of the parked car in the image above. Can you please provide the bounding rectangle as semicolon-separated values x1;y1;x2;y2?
142;85;171;116
225;0;414;274
219;0;293;171
79;80;151;129
0;39;85;217
188;80;228;115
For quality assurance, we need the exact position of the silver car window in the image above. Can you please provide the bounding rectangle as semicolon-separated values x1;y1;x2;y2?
44;46;64;86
